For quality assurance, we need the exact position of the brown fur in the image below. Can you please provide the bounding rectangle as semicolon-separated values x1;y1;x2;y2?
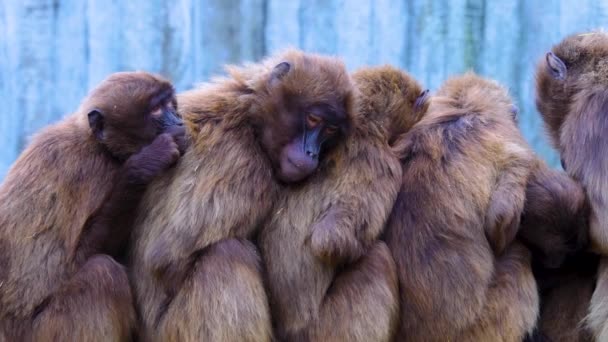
0;71;183;341
128;50;354;341
519;159;595;341
385;73;539;341
535;31;608;340
258;66;428;341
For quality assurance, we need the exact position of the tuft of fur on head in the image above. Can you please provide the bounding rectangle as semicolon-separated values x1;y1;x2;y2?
536;31;608;146
228;49;355;121
352;65;428;142
431;72;515;122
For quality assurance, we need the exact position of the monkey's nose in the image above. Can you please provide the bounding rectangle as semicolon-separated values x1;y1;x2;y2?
306;150;318;159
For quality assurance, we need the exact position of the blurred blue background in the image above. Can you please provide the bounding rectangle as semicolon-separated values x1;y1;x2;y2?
1;0;606;179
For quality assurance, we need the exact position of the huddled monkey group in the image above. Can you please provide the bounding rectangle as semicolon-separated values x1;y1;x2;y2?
0;31;607;342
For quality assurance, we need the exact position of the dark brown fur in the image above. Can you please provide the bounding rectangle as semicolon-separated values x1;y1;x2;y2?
385;73;539;341
0;72;183;341
128;50;354;342
519;159;590;269
519;159;595;342
535;31;608;339
258;66;428;341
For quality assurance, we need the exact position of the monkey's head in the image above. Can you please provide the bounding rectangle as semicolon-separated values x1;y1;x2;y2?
352;66;429;143
536;31;608;148
434;73;519;123
248;50;354;183
81;71;182;160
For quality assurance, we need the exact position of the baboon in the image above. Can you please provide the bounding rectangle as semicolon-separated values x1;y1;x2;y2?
385;73;539;341
0;72;185;341
128;50;355;342
535;31;608;340
258;65;429;341
519;159;595;342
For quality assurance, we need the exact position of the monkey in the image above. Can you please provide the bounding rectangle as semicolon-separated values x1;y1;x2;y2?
535;31;608;340
257;65;430;341
518;158;596;342
0;71;185;341
384;73;539;341
127;50;355;342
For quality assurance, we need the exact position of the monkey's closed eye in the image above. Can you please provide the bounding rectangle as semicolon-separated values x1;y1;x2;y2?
151;106;163;118
306;113;323;128
325;125;338;135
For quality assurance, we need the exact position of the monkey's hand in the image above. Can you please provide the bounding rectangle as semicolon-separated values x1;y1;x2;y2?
164;125;188;155
124;132;181;185
310;210;363;266
485;194;523;256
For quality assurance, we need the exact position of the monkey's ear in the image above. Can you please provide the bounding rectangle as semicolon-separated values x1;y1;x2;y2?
414;89;430;111
88;109;105;140
546;52;567;80
510;104;519;121
269;62;291;86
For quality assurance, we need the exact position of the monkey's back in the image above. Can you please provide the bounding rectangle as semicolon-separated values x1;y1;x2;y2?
385;113;504;340
0;115;117;319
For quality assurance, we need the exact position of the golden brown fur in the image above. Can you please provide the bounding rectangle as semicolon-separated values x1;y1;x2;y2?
0;72;183;341
385;73;539;341
258;65;428;341
535;31;608;340
128;50;354;342
519;159;594;342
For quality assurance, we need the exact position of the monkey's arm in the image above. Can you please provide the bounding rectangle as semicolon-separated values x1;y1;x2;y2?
560;97;608;254
484;145;532;256
310;147;402;265
517;162;589;267
77;132;182;262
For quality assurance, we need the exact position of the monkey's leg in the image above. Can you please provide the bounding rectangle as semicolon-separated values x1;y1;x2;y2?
30;254;136;342
459;242;539;342
157;238;272;342
304;241;399;342
539;273;594;342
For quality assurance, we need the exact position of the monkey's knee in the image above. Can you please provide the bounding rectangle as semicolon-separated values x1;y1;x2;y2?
158;238;271;342
31;255;135;342
480;242;539;340
203;237;263;271
314;241;399;342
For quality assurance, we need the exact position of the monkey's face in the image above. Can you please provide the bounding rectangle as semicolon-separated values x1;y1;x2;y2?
256;57;353;183
85;72;182;160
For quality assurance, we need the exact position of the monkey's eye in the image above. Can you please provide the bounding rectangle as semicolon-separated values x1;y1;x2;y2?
306;113;323;128
325;125;338;135
151;105;163;118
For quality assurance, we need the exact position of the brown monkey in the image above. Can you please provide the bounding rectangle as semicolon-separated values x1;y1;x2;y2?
0;71;185;341
535;31;608;340
128;50;354;342
385;73;539;341
518;159;595;342
258;65;429;341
